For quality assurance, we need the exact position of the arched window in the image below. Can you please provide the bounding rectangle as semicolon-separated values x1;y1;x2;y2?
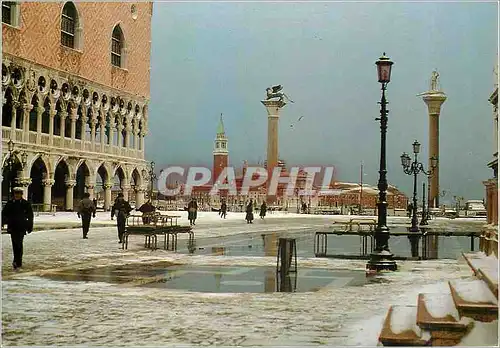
111;25;124;67
61;2;77;48
2;2;20;26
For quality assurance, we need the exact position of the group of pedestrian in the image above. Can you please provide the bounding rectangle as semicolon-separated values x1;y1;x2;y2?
245;200;267;223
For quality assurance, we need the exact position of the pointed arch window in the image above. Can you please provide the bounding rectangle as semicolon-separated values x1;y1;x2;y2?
111;25;124;67
61;2;78;48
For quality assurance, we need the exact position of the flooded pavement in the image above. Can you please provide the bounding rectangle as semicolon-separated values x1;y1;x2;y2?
41;262;370;293
1;216;482;346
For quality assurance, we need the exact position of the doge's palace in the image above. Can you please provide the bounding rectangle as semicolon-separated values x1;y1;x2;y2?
2;2;152;211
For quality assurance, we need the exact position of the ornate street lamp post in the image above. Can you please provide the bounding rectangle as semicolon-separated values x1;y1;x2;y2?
421;156;437;225
401;141;433;257
147;161;157;202
366;53;397;272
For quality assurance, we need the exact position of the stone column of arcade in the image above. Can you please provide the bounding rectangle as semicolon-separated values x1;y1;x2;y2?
103;183;113;211
22;104;33;143
42;179;54;212
261;91;287;205
65;179;76;211
419;71;447;260
69;107;78;143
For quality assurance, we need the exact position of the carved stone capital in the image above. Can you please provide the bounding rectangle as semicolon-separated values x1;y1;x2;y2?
103;183;113;190
42;179;55;187
23;103;34;112
85;182;95;190
16;177;32;187
69;107;78;120
65;179;77;188
36;106;45;114
60;110;68;119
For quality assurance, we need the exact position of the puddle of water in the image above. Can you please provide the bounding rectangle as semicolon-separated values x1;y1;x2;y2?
182;228;480;259
40;263;371;293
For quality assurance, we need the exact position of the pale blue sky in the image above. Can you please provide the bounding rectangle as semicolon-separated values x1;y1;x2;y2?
146;1;498;201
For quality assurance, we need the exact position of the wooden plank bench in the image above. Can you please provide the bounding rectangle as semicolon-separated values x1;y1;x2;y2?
122;214;193;251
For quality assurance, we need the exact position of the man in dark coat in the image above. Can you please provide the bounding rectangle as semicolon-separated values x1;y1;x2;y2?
260;202;267;219
220;200;227;219
111;193;132;243
2;187;34;270
187;198;198;226
137;200;156;224
245;200;254;224
77;192;96;239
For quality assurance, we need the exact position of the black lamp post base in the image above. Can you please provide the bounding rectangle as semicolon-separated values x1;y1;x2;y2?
366;250;397;272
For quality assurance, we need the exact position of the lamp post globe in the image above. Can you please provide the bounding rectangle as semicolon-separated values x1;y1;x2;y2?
366;53;397;273
401;140;433;257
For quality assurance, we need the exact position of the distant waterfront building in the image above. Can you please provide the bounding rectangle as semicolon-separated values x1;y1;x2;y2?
1;2;153;211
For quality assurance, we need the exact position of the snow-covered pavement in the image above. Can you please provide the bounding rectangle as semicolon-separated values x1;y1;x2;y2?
1;213;482;346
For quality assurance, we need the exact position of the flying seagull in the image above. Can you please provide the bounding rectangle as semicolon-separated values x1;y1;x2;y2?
290;116;304;128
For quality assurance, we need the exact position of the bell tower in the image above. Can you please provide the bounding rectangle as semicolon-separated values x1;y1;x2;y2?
213;114;228;184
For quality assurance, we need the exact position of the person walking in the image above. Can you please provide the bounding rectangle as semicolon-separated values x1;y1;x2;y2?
77;192;96;239
259;202;267;219
245;200;254;224
2;187;34;270
220;200;227;219
187;198;198;226
111;193;132;243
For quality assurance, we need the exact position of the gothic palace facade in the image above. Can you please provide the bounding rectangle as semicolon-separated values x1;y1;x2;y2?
2;2;152;211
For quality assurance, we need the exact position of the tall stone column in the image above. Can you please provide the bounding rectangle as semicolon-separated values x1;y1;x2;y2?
420;71;447;208
261;98;287;204
70;107;78;142
65;180;76;211
22;104;33;142
42;179;55;212
103;183;113;211
36;106;44;144
48;105;56;146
